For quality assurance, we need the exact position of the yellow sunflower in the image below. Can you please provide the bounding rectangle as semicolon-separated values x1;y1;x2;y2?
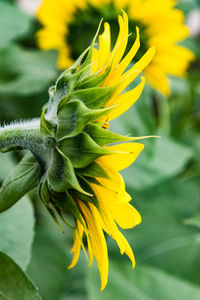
36;0;194;95
0;11;155;290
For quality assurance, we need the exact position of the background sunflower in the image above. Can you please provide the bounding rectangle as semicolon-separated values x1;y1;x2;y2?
37;0;194;95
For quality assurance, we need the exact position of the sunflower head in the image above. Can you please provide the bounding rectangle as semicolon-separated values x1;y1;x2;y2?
0;12;154;290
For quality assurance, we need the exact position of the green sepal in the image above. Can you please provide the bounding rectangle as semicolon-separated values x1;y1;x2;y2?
70;175;99;209
64;45;91;73
53;191;85;227
46;205;64;232
40;106;56;137
54;46;91;103
56;100;114;139
58;132;114;168
85;123;137;146
78;19;103;78
76;161;109;179
47;148;91;195
70;85;117;109
0;152;41;213
76;67;110;89
86;177;104;187
55;71;81;101
38;176;51;206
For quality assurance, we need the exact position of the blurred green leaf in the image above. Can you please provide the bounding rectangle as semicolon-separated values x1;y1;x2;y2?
123;177;200;285
184;213;200;229
122;137;193;190
0;152;15;182
0;0;31;48
0;196;35;271
87;261;200;300
0;45;57;96
0;252;42;300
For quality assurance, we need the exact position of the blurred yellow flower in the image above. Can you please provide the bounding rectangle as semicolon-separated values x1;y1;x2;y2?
37;0;194;95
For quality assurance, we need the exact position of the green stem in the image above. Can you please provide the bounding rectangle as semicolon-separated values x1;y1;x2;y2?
0;120;55;166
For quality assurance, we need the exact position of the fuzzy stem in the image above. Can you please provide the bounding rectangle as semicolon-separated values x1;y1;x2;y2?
0;120;55;166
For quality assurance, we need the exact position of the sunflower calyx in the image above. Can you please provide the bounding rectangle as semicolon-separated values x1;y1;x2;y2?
0;45;118;226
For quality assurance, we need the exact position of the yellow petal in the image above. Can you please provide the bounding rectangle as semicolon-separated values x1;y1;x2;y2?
118;232;136;268
79;202;109;291
68;222;83;269
112;202;141;229
118;47;155;94
110;11;129;70
106;26;140;86
106;76;145;120
92;22;111;73
97;143;144;171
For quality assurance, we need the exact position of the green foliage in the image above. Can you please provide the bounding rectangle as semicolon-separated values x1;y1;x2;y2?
0;252;42;300
0;153;41;212
0;196;35;271
0;45;57;96
0;0;31;48
88;262;200;300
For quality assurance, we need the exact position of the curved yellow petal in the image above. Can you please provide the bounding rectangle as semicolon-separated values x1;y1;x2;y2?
79;202;109;291
68;222;84;269
106;76;145;120
97;143;144;171
112;202;141;229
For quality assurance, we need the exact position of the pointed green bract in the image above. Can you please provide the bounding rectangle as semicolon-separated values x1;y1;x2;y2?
40;106;56;137
47;149;90;195
57;100;113;139
70;86;116;109
58;132;114;168
76;161;109;179
85;123;139;145
76;67;110;89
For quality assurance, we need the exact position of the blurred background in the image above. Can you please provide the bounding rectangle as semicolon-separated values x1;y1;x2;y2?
0;0;200;299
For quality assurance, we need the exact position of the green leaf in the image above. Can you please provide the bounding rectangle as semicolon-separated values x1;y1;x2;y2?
125;177;200;285
0;152;16;183
58;132;113;168
87;262;200;300
0;196;34;271
123;137;193;190
0;1;31;48
0;252;42;300
70;86;116;109
57;100;113;139
0;45;57;96
184;213;200;229
0;153;41;212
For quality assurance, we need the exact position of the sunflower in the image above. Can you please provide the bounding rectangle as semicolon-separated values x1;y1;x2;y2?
0;12;154;290
36;0;194;95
